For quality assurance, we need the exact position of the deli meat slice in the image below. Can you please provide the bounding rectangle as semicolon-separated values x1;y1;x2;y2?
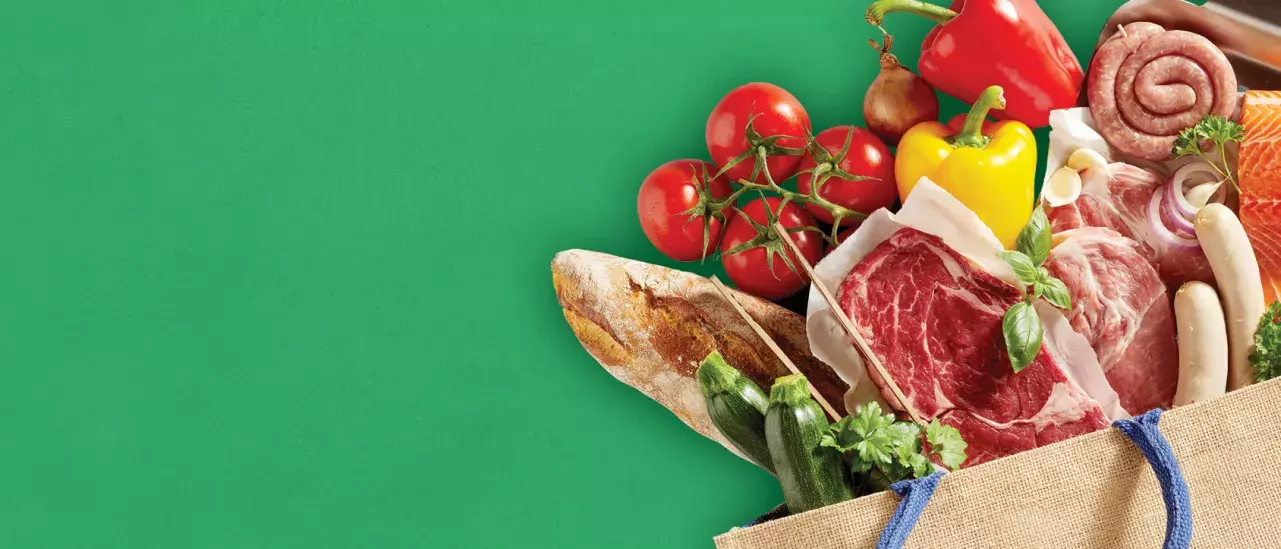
1046;162;1214;290
838;228;1109;467
1043;228;1178;415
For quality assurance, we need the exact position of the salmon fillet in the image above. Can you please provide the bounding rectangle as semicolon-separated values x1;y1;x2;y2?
1239;91;1281;305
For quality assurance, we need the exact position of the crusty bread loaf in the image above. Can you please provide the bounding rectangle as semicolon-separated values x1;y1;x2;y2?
551;249;848;462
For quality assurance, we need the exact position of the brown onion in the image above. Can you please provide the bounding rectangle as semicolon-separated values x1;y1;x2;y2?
863;36;939;146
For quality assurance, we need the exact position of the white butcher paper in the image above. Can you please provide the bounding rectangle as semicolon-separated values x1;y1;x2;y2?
806;178;1129;421
1044;107;1238;194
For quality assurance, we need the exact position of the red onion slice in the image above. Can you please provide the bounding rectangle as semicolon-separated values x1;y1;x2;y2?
1161;189;1197;234
1148;190;1201;250
1168;162;1223;218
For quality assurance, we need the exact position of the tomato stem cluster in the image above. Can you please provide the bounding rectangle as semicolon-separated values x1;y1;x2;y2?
719;196;821;278
706;125;877;247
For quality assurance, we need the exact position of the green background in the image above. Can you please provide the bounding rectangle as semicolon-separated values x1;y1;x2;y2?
0;0;1196;547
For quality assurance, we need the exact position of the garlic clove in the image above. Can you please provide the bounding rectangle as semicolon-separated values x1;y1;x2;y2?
1043;166;1084;207
1185;181;1225;209
1067;148;1109;175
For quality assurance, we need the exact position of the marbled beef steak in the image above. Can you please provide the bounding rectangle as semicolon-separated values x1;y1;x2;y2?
838;228;1109;467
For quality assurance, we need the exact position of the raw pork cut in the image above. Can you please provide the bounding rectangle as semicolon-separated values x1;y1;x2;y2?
1043;228;1179;414
1046;163;1214;290
838;228;1109;467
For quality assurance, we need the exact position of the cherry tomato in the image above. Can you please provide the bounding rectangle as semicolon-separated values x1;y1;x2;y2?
720;197;824;300
706;83;810;185
637;160;734;262
796;126;897;226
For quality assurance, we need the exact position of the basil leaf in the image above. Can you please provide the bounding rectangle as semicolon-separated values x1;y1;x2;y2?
1040;277;1072;311
1016;209;1052;267
1002;301;1043;373
997;251;1040;286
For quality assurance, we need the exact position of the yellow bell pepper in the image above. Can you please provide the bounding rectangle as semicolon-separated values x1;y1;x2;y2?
896;86;1037;249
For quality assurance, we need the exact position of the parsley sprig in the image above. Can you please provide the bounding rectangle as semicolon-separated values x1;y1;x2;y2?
997;209;1072;373
1251;302;1281;383
1172;115;1245;193
820;402;967;493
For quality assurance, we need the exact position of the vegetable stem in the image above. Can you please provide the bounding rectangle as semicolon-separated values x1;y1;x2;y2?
731;179;868;238
1192;148;1241;194
1193;150;1228;179
866;0;958;26
951;86;1005;149
724;145;871;246
711;123;878;250
768;374;811;406
1217;145;1241;194
1172;116;1244;195
696;351;741;397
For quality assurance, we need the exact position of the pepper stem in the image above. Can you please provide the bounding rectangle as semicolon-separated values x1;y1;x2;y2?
951;86;1006;149
866;0;958;26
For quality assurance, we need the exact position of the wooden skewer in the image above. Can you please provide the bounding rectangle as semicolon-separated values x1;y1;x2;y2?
708;276;842;423
771;222;926;426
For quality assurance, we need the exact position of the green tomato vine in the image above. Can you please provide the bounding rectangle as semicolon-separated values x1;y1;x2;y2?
685;121;884;265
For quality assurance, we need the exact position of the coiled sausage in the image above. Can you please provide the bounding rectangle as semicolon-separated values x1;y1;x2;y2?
1087;23;1236;161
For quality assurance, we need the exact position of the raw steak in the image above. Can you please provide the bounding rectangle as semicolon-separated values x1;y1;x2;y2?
1043;228;1179;414
838;228;1109;467
1046;162;1214;290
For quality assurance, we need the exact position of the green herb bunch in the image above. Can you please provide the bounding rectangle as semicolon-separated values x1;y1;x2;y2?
820;402;966;494
1252;302;1281;383
1172;114;1246;192
997;209;1072;372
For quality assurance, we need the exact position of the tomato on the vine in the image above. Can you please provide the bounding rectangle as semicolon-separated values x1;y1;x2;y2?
796;126;897;226
637;160;735;262
720;197;824;300
706;83;810;185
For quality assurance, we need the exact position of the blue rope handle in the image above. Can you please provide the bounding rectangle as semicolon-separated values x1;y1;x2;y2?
874;471;944;549
1114;409;1193;549
874;409;1192;548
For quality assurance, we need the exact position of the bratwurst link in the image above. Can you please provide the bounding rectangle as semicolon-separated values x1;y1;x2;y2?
1087;22;1237;161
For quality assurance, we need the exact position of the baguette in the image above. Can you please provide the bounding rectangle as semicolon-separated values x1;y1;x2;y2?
551;249;848;462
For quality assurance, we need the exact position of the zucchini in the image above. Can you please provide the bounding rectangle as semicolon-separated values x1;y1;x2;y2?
697;351;773;474
765;374;853;514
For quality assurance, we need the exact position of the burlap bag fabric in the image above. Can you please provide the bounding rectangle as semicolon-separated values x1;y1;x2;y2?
715;379;1281;548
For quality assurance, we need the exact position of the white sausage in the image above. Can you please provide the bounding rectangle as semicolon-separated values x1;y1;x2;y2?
1194;204;1266;390
1174;282;1229;405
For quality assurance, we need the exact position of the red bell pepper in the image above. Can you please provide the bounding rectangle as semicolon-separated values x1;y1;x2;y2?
866;0;1083;129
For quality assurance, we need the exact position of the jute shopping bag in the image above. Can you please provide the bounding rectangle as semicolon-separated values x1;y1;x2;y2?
715;378;1281;548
